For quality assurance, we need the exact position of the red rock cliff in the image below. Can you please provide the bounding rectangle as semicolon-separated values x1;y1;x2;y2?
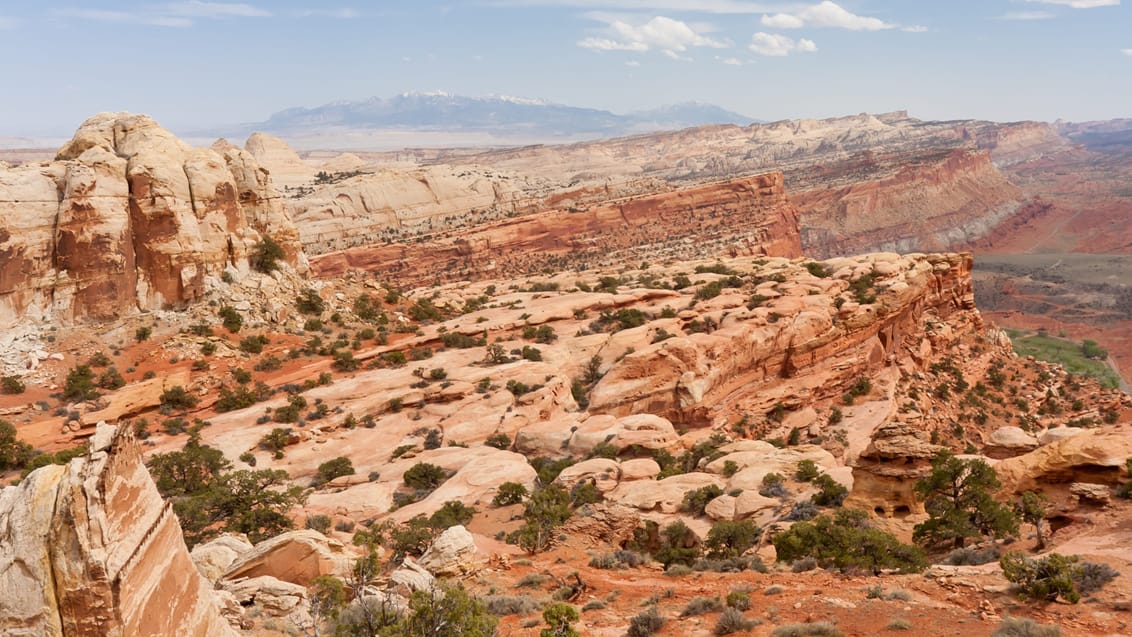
793;149;1024;258
0;113;303;329
311;172;802;286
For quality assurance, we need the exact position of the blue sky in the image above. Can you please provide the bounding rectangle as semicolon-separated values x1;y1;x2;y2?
0;0;1129;135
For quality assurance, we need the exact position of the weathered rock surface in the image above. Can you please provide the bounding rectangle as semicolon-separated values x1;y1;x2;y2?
190;534;254;583
222;529;352;587
0;113;302;328
312;172;802;286
995;429;1132;494
985;426;1040;458
418;525;479;577
0;424;236;636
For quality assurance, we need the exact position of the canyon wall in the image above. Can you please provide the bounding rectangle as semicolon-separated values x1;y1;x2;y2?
0;424;235;637
794;149;1025;258
311;172;802;285
0;113;302;329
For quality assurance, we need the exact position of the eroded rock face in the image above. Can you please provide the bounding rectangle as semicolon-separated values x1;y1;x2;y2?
0;112;302;329
311;172;802;286
418;525;479;577
222;529;352;587
0;424;236;637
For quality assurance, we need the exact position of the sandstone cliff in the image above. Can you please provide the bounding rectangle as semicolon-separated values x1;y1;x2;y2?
311;172;802;285
0;113;302;329
0;424;236;637
794;149;1025;257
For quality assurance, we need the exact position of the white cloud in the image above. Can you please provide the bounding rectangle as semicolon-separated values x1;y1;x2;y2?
294;8;359;19
166;1;270;18
1123;48;1132;55
749;32;816;56
579;15;728;55
1022;0;1119;7
55;8;193;26
761;1;894;31
625;60;641;66
489;0;792;14
901;25;928;32
999;11;1056;19
578;37;649;51
57;2;270;26
717;55;744;65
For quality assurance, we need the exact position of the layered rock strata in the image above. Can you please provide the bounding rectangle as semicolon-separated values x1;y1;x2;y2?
0;113;302;328
0;424;235;636
311;172;802;285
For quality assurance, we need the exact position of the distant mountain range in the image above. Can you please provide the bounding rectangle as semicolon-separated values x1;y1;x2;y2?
256;92;758;140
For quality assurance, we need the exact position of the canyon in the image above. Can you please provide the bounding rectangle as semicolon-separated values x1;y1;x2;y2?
1;112;1131;636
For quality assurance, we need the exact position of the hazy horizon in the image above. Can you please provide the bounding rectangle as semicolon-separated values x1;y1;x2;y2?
1;0;1130;137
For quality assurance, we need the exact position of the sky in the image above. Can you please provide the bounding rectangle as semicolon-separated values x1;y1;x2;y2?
0;0;1130;136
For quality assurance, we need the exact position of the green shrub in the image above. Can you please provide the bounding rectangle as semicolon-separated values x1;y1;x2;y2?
725;590;751;610
0;420;33;471
296;288;325;315
403;462;448;491
811;474;848;507
135;326;152;342
160;385;199;410
238;334;268;354
1;375;26;395
316;456;355;484
250;236;285;273
705;520;760;559
218;306;243;333
493;481;529;506
682;484;724;516
540;603;579;637
429;500;477;529
773;509;927;575
795;459;821;482
485;433;512;450
1000;552;1118;603
63;365;100;401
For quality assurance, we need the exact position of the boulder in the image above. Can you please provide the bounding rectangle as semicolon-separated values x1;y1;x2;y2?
390;558;435;594
221;575;309;619
418;525;479;577
609;473;724;513
995;429;1132;494
619;458;661;481
985;427;1039;458
191;534;254;583
1069;482;1112;504
1038;427;1084;445
555;458;621;493
222;530;352;587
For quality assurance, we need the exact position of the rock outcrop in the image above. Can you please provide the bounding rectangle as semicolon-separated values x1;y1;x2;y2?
587;252;978;426
0;423;236;636
221;529;352;587
311;172;803;286
0;113;302;329
418;525;479;577
794;149;1025;257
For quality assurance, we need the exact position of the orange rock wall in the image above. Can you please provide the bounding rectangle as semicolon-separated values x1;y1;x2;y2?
312;172;802;286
